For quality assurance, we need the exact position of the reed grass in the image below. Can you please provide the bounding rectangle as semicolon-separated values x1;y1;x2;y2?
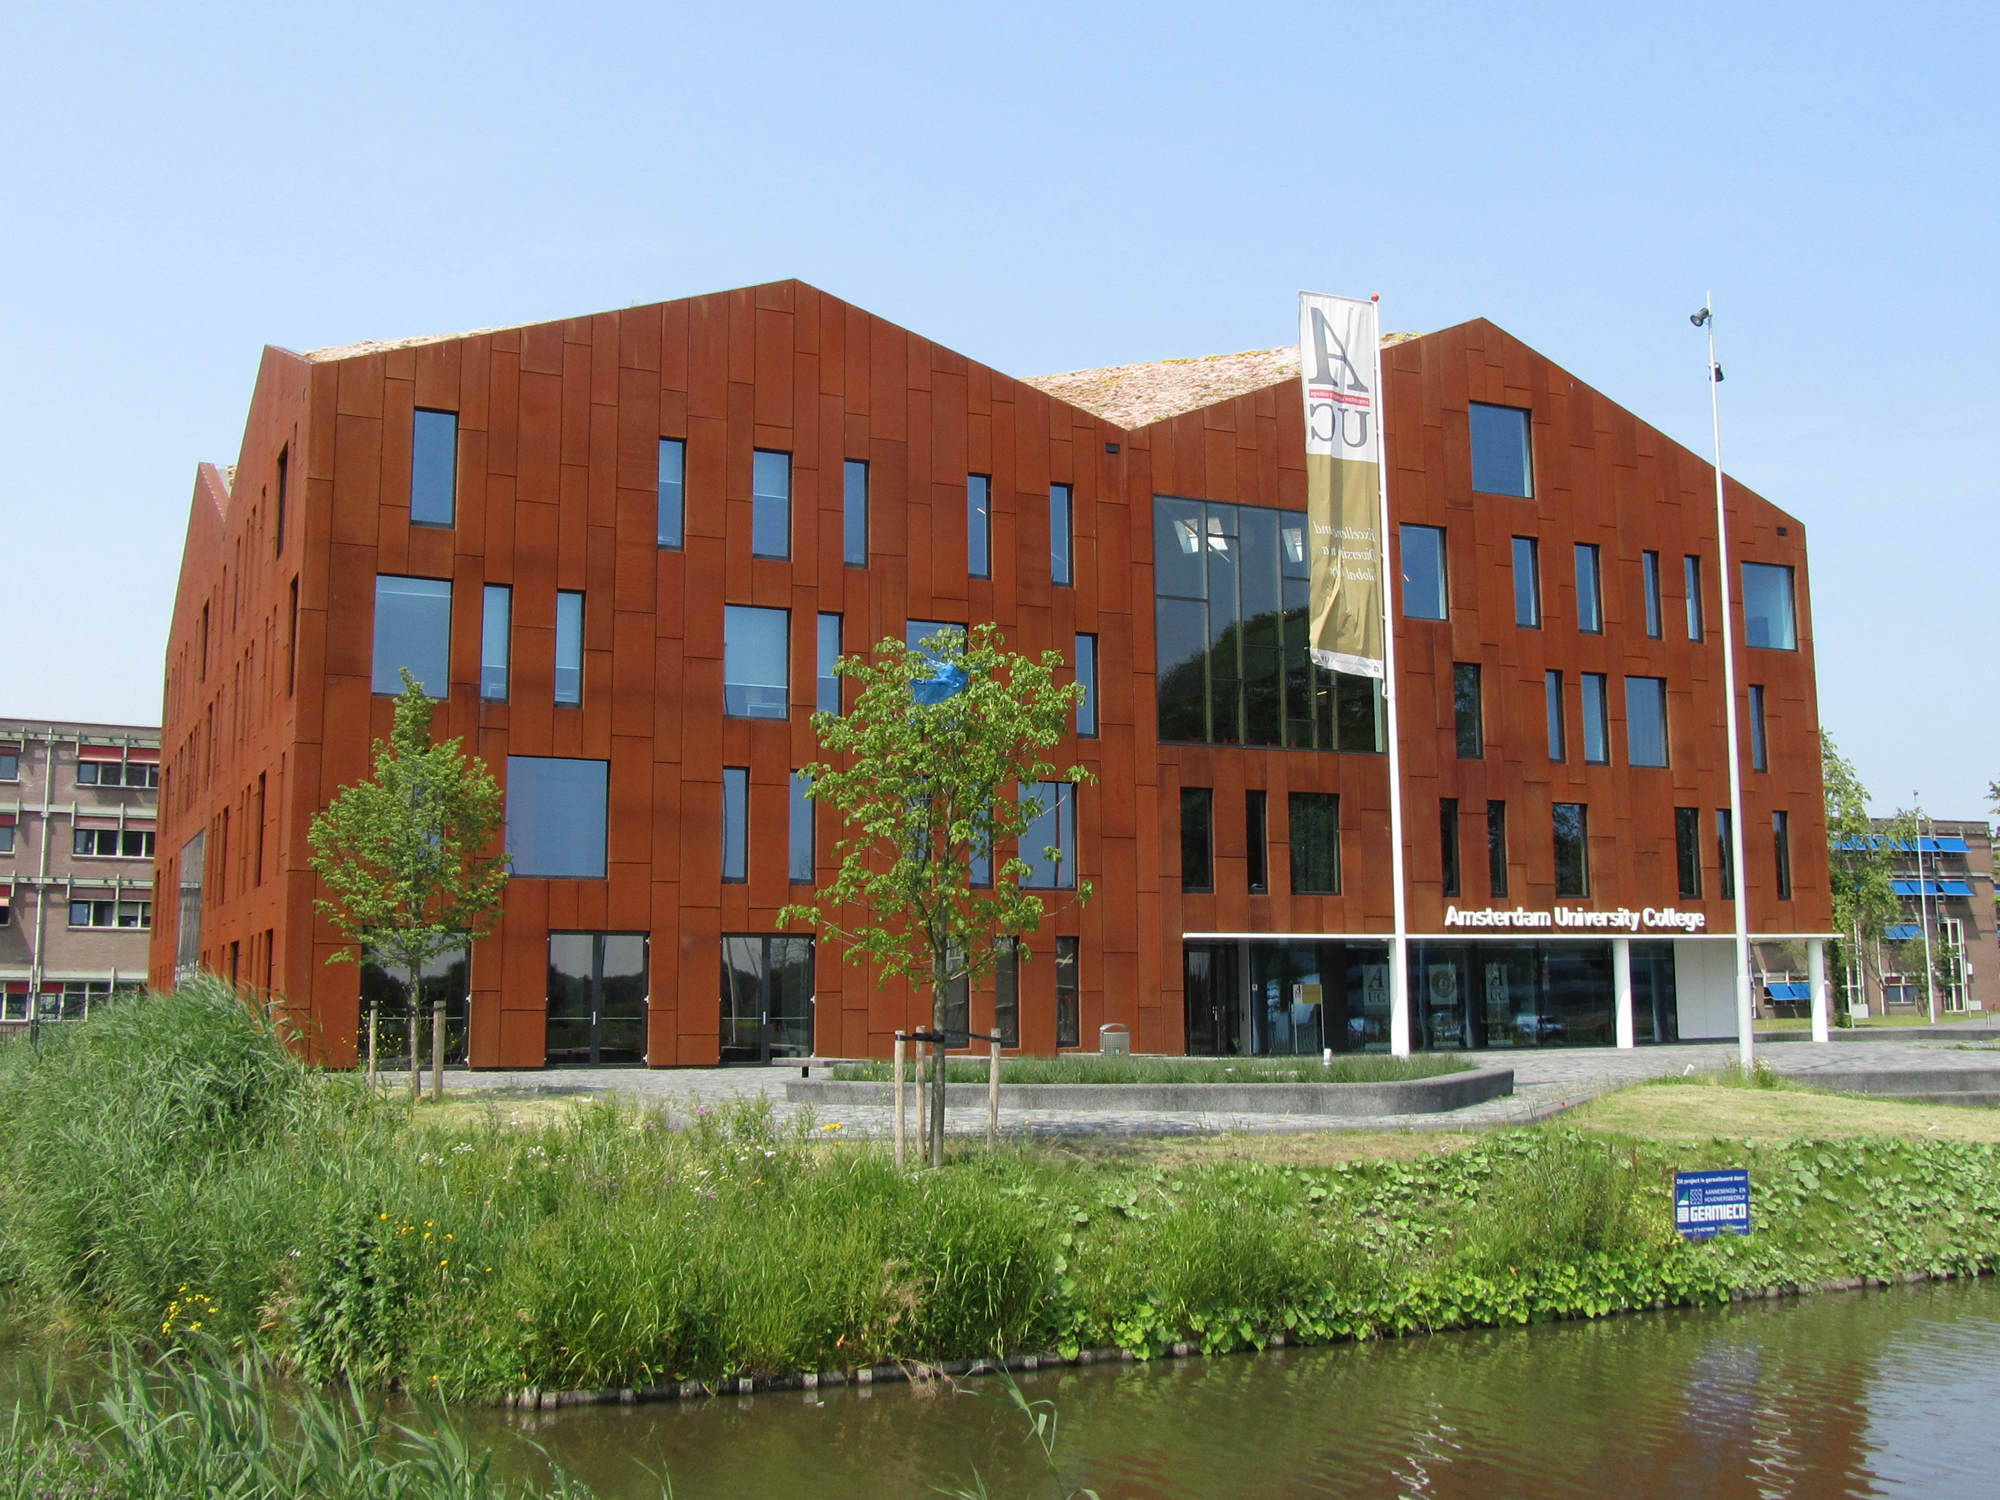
828;1054;1470;1084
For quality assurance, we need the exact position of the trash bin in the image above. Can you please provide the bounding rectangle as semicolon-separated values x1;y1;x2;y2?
1098;1023;1130;1056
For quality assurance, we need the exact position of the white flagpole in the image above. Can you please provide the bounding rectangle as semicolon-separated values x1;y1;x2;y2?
1374;297;1412;1057
1698;295;1755;1069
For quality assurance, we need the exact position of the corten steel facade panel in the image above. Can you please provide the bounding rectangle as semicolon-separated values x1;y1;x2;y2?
151;288;1831;1067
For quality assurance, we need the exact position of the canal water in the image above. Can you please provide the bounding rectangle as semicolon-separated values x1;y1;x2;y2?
472;1278;2000;1498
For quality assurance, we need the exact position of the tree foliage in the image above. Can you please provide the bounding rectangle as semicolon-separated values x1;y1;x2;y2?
308;672;510;982
1821;732;1914;999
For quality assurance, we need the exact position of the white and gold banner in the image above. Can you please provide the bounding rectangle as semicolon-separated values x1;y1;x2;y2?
1299;292;1386;678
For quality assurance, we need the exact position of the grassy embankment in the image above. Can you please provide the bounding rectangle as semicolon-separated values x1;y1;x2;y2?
4;980;2000;1406
828;1054;1469;1084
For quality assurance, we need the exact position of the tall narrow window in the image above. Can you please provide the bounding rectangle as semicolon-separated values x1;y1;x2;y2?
1749;685;1768;771
1675;807;1702;898
1453;663;1483;758
1439;798;1461;898
1245;790;1268;894
1020;782;1077;890
789;772;814;884
817;613;842;715
1545;670;1566;762
1180;788;1213;892
371;576;450;697
1773;811;1793;899
1050;483;1074;586
411;410;457;527
1553;803;1589;897
721;768;749;882
1401;525;1448;619
1581;673;1609;764
554;591;584;707
1625;676;1668;767
286;577;299;696
967;474;992;578
481;584;511;702
1742;563;1798;650
723;605;790;719
842;459;868;567
1055;936;1080;1049
1716;809;1735;900
752;450;791;559
1684;555;1705;641
1486;800;1508;898
1075;634;1098;737
1512;537;1541;627
1574;544;1603;633
274;446;288;557
1288;792;1341;894
1642;551;1663;639
1469;402;1533;497
994;937;1019;1048
657;438;685;549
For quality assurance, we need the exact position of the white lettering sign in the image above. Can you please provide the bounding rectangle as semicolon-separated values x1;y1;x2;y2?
1443;906;1708;933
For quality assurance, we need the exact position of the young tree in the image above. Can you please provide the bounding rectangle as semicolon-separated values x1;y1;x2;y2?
1822;732;1913;1017
779;624;1094;1166
308;672;510;1092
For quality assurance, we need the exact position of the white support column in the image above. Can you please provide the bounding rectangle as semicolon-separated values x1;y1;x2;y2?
1808;938;1830;1044
1613;937;1635;1049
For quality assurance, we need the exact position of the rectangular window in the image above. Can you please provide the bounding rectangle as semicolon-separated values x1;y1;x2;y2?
1469;402;1533;497
371;575;450;697
1020;782;1077;890
1439;798;1461;898
1401;524;1448;620
1625;676;1668;767
74;829;156;858
1486;800;1508;898
843;459;868;567
1773;811;1793;899
908;619;965;660
287;577;299;695
69;899;151;929
994;938;1019;1049
1742;563;1797;650
1749;684;1768;771
554;591;584;707
1684;555;1705;641
1074;634;1098;737
1675;807;1702;898
1581;673;1609;764
1288;792;1341;894
1245;790;1268;894
274;446;288;557
1050;483;1074;586
481;585;511;702
789;772;814;884
657;438;685;549
1055;935;1080;1049
752;450;791;559
722;767;748;882
411;409;458;527
1574;544;1603;633
504;757;608;879
1453;663;1483;758
0;750;16;781
76;762;159;789
1642;551;1663;639
967;474;992;578
1545;670;1566;762
0;824;15;854
1716;809;1735;901
1180;788;1213;892
1553;802;1589;897
1512;537;1541;627
816;613;842;715
723;605;790;719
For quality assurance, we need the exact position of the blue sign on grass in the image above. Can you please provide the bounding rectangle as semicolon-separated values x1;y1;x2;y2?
1675;1169;1752;1239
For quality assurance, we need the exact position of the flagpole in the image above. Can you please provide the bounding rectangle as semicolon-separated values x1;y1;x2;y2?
1374;297;1412;1057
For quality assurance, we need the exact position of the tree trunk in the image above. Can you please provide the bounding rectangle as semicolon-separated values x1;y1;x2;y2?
930;944;949;1168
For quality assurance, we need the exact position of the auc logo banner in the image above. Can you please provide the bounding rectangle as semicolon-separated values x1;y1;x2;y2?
1298;293;1385;680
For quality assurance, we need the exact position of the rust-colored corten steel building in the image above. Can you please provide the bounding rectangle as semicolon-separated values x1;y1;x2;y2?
150;281;1832;1067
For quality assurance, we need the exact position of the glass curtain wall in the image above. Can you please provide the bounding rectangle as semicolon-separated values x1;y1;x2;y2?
546;933;648;1065
720;935;814;1063
362;944;470;1066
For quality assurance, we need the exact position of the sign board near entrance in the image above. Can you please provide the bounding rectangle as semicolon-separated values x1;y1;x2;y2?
1674;1169;1752;1239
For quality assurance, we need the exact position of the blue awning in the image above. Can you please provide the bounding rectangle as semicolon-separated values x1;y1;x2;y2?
1892;879;1971;898
1764;981;1812;1001
1833;835;1972;855
1884;924;1921;941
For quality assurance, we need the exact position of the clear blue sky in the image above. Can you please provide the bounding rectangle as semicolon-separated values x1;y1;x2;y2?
3;1;1992;816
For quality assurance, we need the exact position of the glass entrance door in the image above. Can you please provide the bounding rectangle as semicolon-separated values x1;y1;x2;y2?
1184;942;1241;1055
721;936;815;1064
546;932;649;1065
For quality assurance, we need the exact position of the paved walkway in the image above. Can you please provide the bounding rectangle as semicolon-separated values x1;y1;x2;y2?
437;1030;2000;1138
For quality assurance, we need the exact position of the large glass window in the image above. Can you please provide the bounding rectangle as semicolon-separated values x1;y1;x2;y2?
816;613;842;715
1075;634;1098;737
1716;809;1735;901
411;409;457;526
789;772;814;884
1153;496;1381;752
1288;792;1340;894
1642;551;1663;639
722;767;748;882
724;605;789;719
372;575;450;697
1401;524;1448;620
1020;782;1076;890
68;895;147;929
1180;788;1213;892
1512;537;1541;627
1453;663;1483;759
1675;807;1702;898
1439;798;1461;898
1581;673;1609;764
1246;789;1268;894
547;932;647;1065
1553;802;1589;897
1742;563;1797;650
1469;402;1532;498
1545;670;1566;762
1055;936;1080;1048
967;474;992;578
554;591;583;707
1749;684;1768;771
1574;544;1603;633
481;584;510;701
994;937;1019;1048
908;619;965;660
658;438;685;549
1773;811;1793;900
721;935;813;1063
1684;555;1705;641
752;450;791;559
1487;800;1508;898
1625;676;1668;767
1051;484;1073;586
842;459;868;567
505;757;608;878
